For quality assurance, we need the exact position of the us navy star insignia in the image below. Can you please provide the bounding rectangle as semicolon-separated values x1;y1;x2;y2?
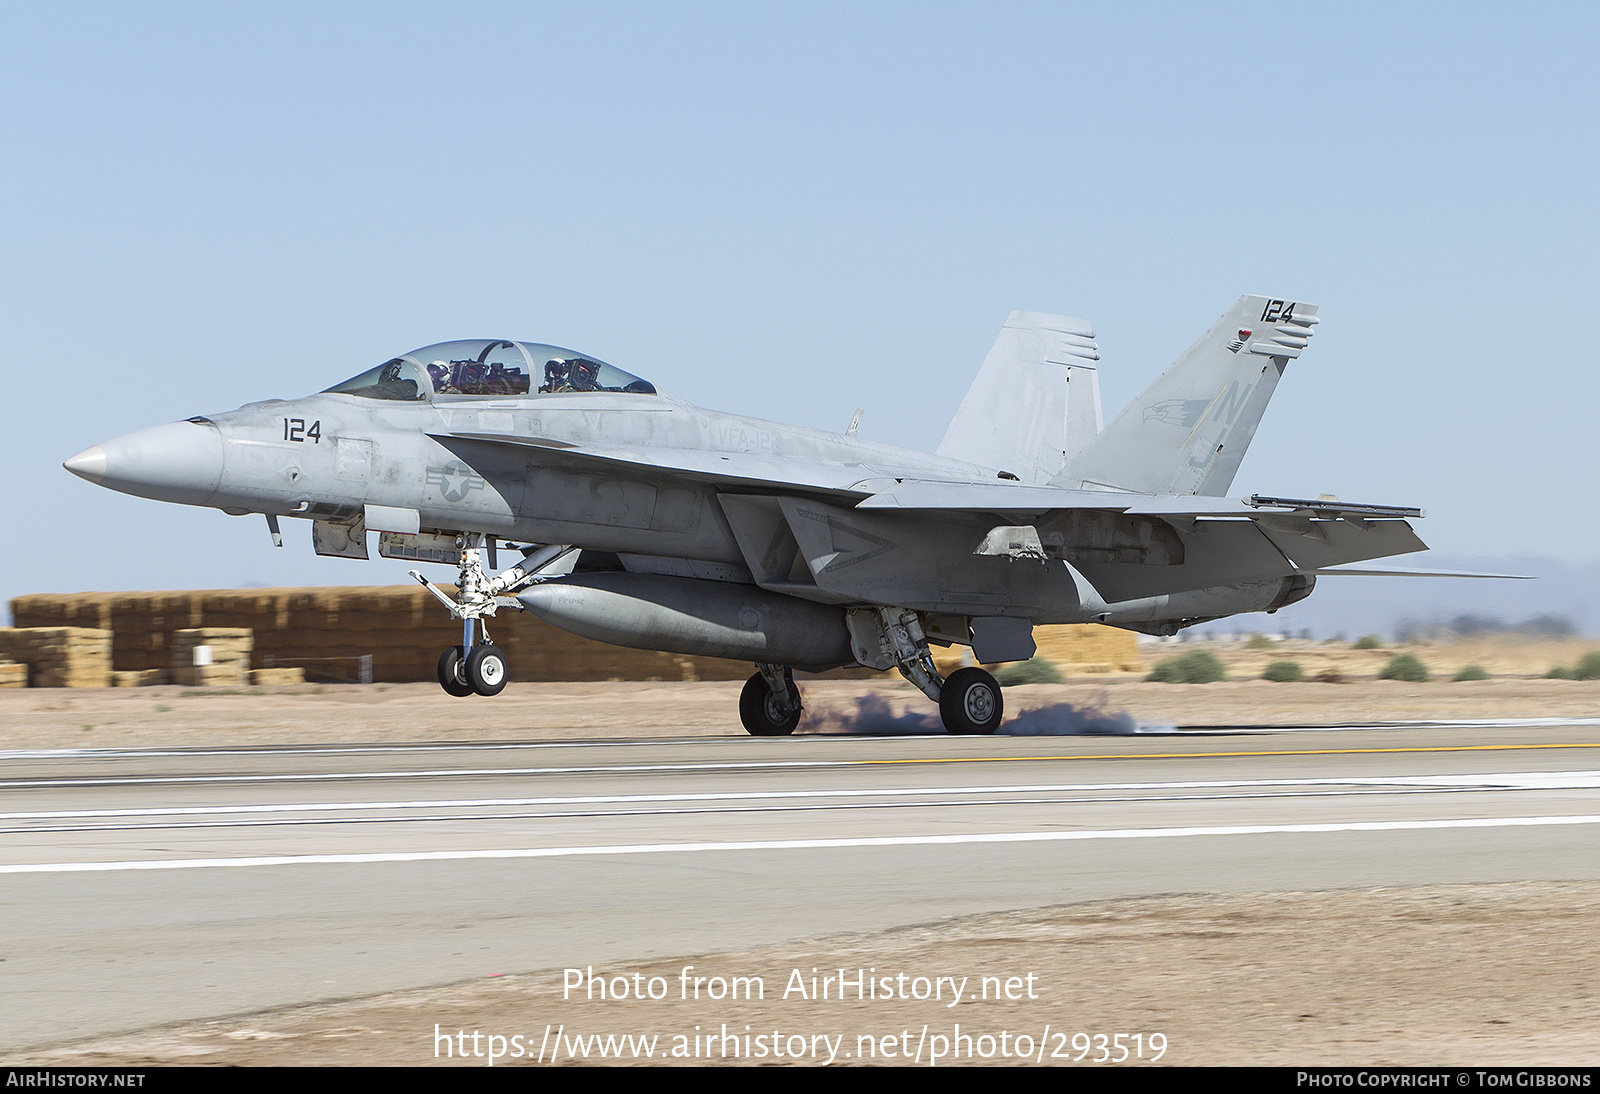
426;461;486;502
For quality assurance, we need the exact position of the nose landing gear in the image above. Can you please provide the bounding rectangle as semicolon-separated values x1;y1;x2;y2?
413;533;572;697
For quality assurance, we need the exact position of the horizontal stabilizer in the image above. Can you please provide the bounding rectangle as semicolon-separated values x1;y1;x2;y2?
1255;515;1426;570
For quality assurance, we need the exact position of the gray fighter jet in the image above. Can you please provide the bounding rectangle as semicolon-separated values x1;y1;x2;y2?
63;295;1434;734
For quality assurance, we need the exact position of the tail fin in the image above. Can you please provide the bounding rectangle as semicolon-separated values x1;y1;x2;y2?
1057;295;1318;496
936;310;1104;483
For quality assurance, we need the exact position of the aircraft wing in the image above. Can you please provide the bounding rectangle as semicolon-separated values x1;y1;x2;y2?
436;431;1430;573
853;480;1429;571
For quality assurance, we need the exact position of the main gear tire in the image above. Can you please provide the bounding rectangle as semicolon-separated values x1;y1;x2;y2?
437;646;474;697
739;672;801;736
466;643;509;697
939;667;1003;734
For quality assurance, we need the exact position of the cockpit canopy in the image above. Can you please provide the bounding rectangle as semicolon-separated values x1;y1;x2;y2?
324;339;657;402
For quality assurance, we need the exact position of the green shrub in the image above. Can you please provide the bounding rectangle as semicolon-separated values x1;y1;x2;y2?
1147;650;1227;684
1262;660;1304;682
1353;635;1384;650
1452;664;1489;681
1574;652;1600;681
994;657;1064;685
1545;665;1576;680
1245;633;1273;650
1378;652;1431;682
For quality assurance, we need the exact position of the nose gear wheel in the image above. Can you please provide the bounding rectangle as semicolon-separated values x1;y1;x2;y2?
437;646;474;697
466;644;508;696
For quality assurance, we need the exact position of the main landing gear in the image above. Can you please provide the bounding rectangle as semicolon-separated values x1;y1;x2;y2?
737;609;1006;737
739;663;802;735
413;533;572;698
868;606;1003;735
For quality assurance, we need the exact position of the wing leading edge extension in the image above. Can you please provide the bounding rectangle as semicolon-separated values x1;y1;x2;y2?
430;430;882;498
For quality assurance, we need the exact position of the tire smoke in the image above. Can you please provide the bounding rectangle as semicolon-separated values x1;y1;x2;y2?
800;691;1159;735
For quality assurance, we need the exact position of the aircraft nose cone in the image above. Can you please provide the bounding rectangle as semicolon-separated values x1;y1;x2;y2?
63;445;108;485
70;419;226;505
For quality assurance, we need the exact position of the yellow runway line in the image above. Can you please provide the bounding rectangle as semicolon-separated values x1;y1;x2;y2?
860;742;1600;766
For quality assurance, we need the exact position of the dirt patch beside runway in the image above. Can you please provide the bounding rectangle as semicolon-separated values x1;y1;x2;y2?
0;677;1597;749
22;881;1600;1066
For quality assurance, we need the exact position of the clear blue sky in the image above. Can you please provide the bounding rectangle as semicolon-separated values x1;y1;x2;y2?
4;2;1596;615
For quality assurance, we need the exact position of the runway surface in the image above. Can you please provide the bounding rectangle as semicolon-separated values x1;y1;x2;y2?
4;719;1600;1051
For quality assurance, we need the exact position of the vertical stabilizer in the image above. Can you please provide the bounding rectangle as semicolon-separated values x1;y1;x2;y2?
937;311;1104;483
1057;295;1318;496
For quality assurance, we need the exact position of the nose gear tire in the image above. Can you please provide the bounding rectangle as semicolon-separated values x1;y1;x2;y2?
437;646;474;697
466;644;509;696
939;667;1003;734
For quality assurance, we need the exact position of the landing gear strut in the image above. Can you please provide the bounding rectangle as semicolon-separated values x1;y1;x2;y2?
413;533;572;697
739;663;802;735
852;607;1005;734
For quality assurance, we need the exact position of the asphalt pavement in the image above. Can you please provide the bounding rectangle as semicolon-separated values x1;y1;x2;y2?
4;720;1599;1051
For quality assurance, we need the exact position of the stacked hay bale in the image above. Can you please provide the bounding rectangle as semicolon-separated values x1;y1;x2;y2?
0;627;113;688
9;587;1143;684
10;587;752;684
929;622;1143;677
13;591;204;674
249;667;306;685
112;669;168;687
1033;623;1144;674
0;661;27;688
266;587;456;682
6;592;115;632
170;628;253;686
105;592;209;673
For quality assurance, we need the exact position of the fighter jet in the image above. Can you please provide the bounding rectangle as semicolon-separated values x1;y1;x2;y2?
63;295;1433;735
